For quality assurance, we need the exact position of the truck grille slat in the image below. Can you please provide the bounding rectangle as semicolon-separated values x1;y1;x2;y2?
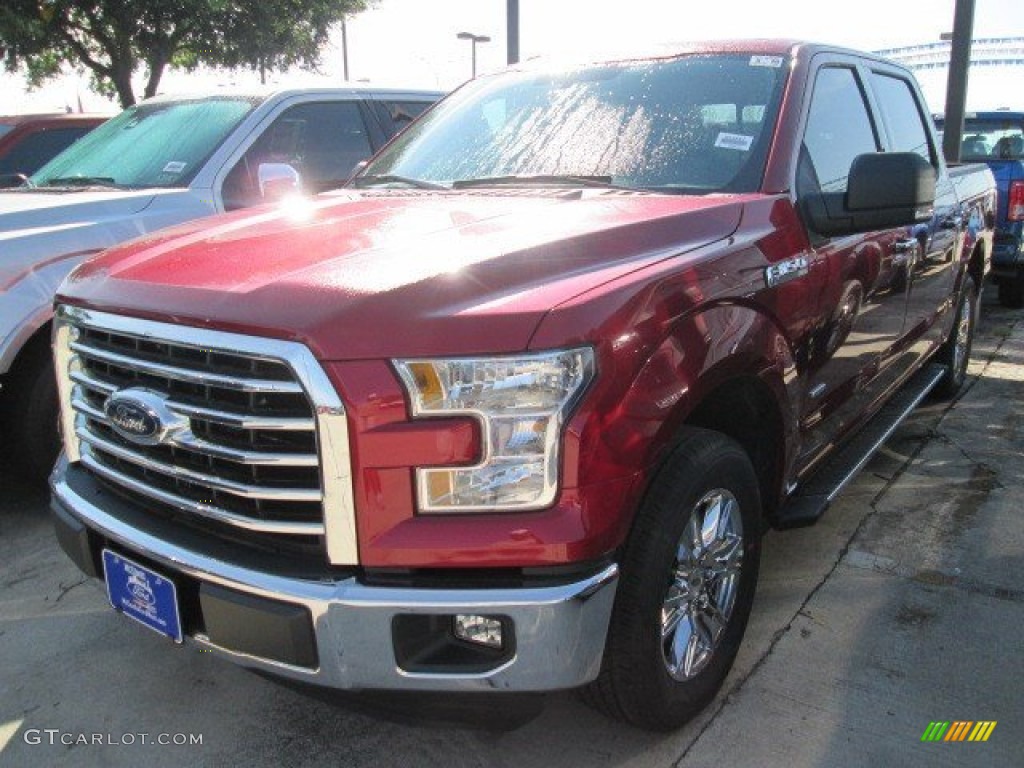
79;453;324;535
71;398;319;467
54;309;351;558
69;339;304;393
71;368;316;431
76;428;322;500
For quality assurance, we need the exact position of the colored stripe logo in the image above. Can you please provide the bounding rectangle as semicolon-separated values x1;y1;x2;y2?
921;721;997;742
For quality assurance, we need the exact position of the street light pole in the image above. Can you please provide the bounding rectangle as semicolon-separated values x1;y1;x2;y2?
457;31;491;78
507;0;519;65
942;0;976;163
341;17;350;81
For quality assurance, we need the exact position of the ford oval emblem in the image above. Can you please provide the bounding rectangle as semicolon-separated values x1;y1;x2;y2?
104;389;185;446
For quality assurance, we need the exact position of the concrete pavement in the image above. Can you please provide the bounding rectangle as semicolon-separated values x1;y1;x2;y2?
1;291;1021;767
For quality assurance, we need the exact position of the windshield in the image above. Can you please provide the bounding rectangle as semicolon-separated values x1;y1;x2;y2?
943;117;1024;161
360;53;788;193
31;97;260;188
0;125;13;139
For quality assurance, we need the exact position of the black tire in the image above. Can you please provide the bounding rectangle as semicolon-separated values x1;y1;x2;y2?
933;275;977;400
581;427;762;731
1;336;61;484
998;274;1024;309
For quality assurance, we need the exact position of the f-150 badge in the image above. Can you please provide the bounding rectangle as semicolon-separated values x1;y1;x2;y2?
765;256;810;288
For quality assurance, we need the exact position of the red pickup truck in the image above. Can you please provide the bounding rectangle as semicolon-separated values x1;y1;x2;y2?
50;40;994;730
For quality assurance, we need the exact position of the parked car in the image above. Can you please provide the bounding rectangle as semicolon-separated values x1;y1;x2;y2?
0;113;108;183
935;111;1024;306
0;86;443;481
50;41;994;731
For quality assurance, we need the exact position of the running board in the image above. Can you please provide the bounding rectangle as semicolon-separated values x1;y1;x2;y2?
775;363;946;530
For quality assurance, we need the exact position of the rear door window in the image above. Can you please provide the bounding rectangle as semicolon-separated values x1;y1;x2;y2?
869;73;935;164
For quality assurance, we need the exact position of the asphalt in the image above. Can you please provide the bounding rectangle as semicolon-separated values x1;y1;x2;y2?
1;289;1021;767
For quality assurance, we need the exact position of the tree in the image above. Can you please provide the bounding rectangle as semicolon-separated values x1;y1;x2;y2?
0;0;370;108
219;1;362;86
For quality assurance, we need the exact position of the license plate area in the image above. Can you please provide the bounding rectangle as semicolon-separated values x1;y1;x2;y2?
102;549;183;643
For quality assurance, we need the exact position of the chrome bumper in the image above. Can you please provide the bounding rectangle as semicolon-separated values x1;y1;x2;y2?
51;458;618;693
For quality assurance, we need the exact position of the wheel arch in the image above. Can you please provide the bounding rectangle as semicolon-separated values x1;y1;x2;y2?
1;313;53;383
967;239;987;295
684;373;788;521
576;301;801;534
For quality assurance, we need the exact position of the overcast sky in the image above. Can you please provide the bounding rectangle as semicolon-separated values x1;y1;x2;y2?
2;0;1022;113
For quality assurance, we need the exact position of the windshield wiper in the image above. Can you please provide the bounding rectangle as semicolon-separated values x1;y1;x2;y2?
45;176;121;189
351;174;447;190
452;174;620;189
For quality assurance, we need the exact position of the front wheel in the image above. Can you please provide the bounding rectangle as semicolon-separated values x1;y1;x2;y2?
1;337;61;484
933;275;977;399
582;427;762;731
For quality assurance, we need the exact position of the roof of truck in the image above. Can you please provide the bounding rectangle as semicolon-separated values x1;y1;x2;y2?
514;38;913;68
136;85;446;107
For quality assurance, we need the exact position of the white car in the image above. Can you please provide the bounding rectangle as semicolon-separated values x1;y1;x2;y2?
0;86;443;480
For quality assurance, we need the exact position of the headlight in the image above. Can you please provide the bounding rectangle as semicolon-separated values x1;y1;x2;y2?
394;348;595;512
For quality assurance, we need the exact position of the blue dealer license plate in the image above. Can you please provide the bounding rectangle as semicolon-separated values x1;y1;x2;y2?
102;549;183;643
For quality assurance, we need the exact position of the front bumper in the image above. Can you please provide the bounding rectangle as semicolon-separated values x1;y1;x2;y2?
51;458;618;693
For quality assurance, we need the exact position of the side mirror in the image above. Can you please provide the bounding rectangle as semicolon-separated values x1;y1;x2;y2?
801;152;936;237
257;162;302;201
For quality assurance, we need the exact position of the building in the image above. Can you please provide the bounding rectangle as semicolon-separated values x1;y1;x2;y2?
874;37;1024;112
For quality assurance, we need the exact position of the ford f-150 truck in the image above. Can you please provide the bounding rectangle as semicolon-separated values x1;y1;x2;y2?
50;41;994;731
936;111;1024;306
0;86;442;481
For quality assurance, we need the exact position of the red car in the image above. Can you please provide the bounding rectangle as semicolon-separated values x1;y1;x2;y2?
0;113;108;181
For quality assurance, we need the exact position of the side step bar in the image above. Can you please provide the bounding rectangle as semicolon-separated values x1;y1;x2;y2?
775;363;946;530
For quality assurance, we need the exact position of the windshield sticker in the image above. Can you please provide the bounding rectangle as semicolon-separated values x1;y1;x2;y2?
750;55;784;68
162;161;187;174
715;133;754;151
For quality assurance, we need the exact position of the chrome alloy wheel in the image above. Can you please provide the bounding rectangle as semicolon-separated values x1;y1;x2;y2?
661;489;744;681
952;292;973;376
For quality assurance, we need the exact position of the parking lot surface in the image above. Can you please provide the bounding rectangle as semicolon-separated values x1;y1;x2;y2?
2;292;1021;767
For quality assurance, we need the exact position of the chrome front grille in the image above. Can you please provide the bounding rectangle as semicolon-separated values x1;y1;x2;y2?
54;305;359;564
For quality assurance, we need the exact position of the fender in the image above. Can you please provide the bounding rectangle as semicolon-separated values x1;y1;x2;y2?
571;301;799;489
941;193;994;342
0;188;215;375
0;250;101;375
533;300;802;563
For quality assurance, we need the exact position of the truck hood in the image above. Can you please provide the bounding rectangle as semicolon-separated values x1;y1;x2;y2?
60;189;747;359
0;188;194;288
0;187;156;227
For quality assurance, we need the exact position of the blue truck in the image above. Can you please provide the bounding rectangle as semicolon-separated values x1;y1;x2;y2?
936;111;1024;307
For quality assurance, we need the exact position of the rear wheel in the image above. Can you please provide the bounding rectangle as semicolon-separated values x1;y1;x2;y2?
933;275;977;399
998;272;1024;308
582;427;762;731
